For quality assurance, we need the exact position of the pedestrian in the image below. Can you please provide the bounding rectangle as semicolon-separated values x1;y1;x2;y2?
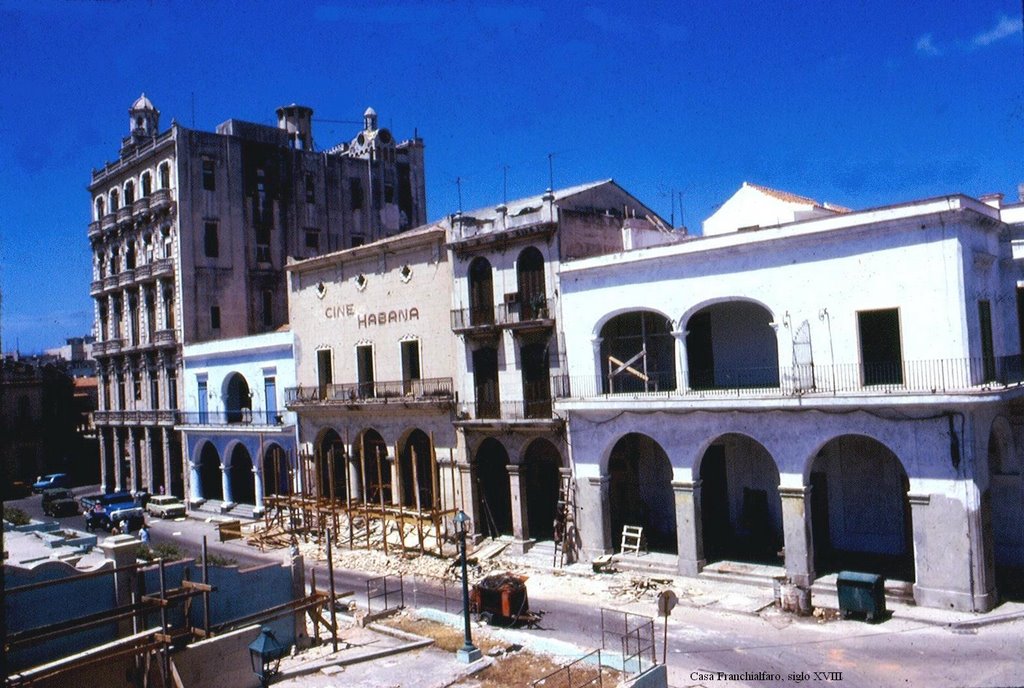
139;524;151;544
118;518;128;534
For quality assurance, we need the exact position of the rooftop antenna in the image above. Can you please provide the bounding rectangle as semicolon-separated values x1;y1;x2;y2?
455;177;463;214
191;91;195;128
678;191;686;230
503;165;509;206
547;153;554;191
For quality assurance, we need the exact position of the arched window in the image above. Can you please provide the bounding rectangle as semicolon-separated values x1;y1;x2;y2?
159;162;170;189
124;180;135;205
141;172;152;197
110;188;120;211
95;196;105;220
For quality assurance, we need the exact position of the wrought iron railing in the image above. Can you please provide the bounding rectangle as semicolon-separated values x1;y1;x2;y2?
176;410;286;426
554;355;1024;401
451;295;556;331
286;377;454;405
456;399;559;422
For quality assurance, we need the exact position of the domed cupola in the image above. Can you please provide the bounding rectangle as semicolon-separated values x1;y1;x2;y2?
129;93;160;137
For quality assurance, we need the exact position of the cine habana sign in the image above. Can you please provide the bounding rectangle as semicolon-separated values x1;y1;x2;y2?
324;303;420;329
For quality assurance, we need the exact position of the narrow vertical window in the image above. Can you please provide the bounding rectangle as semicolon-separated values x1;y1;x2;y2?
979;300;996;382
356;344;375;397
305;173;315;203
401;339;421;395
203;221;219;258
202;159;215;191
316;349;333;399
159;162;170;189
858;309;903;386
210;305;221;330
350;178;364;210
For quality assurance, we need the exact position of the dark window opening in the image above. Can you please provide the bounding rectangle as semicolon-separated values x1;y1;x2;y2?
522;341;552;418
316;349;333;399
473;347;500;418
124;181;135;205
357;345;375;397
858;308;903;385
351;235;365;248
401;340;421;394
202;160;215;191
350;178;364;210
384;184;394;204
979;300;996;382
141;172;152;197
305;229;320;251
159;163;171;189
305;173;315;203
204;222;219;258
210;305;221;330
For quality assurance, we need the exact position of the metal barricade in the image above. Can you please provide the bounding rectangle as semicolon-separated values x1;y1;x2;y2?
366;574;405;615
599;608;656;675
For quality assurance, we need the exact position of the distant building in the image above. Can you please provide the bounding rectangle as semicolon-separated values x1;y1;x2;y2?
87;95;427;497
44;335;97;378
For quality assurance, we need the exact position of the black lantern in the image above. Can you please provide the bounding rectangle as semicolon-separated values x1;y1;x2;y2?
248;626;285;687
453;510;482;663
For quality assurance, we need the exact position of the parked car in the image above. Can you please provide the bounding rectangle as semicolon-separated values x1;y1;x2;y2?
85;500;145;533
32;473;70;493
146;495;186;519
41;488;80;517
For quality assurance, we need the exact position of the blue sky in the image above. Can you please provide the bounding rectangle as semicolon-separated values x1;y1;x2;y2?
1;1;1022;353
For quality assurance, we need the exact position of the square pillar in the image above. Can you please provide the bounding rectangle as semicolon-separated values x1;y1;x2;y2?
779;485;815;586
672;480;705;576
579;476;612;559
99;430;110;493
141;427;153;492
909;492;997;612
506;464;533;553
162;428;173;496
113;429;124;491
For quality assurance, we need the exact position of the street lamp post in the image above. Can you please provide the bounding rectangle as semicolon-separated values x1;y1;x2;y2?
453;509;482;663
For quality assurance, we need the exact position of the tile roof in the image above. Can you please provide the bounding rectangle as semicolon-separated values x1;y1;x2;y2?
744;181;851;214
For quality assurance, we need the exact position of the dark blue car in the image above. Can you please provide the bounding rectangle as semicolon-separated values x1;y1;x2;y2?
32;473;70;493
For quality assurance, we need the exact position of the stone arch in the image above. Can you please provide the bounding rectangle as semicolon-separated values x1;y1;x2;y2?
262;442;290;496
683;298;779;390
197;441;222;501
355;428;391;504
315;428;347;500
398;428;434;509
522;438;563;541
468;257;495;326
224;373;252;424
808;434;914;580
698;433;782;565
607;433;676;553
228;444;255;505
598;310;677;393
475;438;512;537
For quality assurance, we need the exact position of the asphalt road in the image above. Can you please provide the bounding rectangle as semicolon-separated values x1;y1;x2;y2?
7;488;1022;687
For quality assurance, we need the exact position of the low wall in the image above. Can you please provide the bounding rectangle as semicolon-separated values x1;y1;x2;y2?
171;624;264;688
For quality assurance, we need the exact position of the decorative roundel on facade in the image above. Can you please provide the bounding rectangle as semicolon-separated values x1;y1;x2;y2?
400;265;413;282
355;274;367;291
316;281;327;299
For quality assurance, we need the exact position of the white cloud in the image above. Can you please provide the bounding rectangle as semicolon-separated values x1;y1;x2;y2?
915;33;941;56
972;15;1022;47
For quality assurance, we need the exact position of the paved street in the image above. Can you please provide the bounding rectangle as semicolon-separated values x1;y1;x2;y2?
8;489;1023;687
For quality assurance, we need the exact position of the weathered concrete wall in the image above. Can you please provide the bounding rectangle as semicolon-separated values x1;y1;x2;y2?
171;624;263;688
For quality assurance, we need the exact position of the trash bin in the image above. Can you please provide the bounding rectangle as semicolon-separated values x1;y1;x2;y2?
836;571;886;621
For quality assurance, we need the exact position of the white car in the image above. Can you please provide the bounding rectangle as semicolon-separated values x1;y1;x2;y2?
146;495;187;519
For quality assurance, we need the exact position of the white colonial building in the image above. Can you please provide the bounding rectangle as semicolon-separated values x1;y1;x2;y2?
179;330;299;516
556;186;1024;612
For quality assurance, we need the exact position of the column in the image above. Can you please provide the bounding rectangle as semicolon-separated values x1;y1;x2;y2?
112;429;124;491
99;430;110;493
671;328;688;391
162;428;173;497
221;461;234;505
579;475;612;559
141;427;153;492
348;453;363;502
389;456;401;506
673;480;705;576
779;485;815;587
506;464;532;552
253;464;265;516
189;460;202;503
126;428;138;491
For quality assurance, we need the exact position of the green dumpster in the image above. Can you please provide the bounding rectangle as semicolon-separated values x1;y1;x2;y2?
836;571;885;621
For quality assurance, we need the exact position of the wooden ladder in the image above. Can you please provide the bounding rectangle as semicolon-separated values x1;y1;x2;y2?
553;471;577;568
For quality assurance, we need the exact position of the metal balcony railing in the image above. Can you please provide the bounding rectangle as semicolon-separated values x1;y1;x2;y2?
451;295;555;332
286;377;455;405
176;409;286;426
553;355;1024;401
455;398;558;421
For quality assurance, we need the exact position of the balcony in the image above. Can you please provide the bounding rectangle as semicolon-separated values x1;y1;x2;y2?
134;263;152;280
153;329;176;346
553;355;1024;405
150;188;172;212
90;279;104;296
116;206;132;226
93;338;124;356
132;197;150;217
104;275;119;290
94;409;173;426
176;410;287;427
101;213;116;231
88;221;102;239
118;269;135;287
451;295;555;335
286;377;454;408
455;399;560;424
151;258;174;278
